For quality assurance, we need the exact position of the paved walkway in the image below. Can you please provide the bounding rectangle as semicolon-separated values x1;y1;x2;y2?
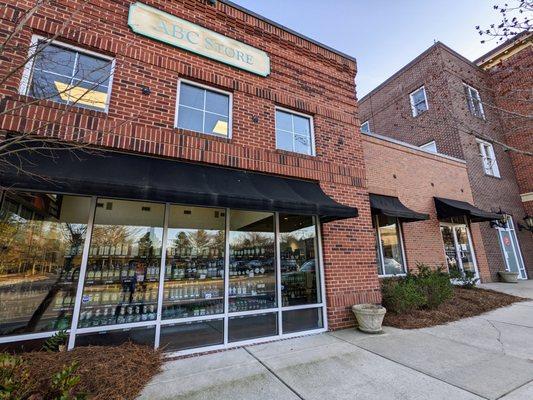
140;283;533;400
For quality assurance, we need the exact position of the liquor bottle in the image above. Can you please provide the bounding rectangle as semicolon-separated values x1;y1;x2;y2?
117;306;126;324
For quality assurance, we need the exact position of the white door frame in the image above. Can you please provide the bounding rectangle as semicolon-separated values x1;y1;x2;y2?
496;216;527;280
440;219;480;280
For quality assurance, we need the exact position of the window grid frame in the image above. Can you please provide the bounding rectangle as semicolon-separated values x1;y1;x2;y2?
175;79;233;139
275;106;316;156
476;139;500;178
464;83;485;119
375;215;407;277
19;35;115;113
409;86;429;117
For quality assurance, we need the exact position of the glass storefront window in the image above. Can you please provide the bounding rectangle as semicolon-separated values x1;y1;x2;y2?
162;206;225;320
282;307;323;334
78;199;164;328
0;192;90;336
74;325;155;347
280;214;320;306
440;223;478;278
159;319;224;352
375;215;406;276
229;211;276;312
228;313;278;342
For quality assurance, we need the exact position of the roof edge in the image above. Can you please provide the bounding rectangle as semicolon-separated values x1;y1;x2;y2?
218;0;357;63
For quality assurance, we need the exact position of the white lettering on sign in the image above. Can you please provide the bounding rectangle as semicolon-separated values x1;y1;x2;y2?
128;2;270;77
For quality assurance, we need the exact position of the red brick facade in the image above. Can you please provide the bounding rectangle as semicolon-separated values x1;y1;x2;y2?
0;0;379;329
359;42;533;280
363;134;491;282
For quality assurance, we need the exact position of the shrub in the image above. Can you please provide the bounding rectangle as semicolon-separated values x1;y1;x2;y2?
449;268;479;289
412;265;453;309
50;362;85;400
0;353;31;400
381;278;426;314
42;330;68;353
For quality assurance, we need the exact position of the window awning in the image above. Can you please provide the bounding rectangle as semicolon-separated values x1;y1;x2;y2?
434;197;501;222
0;148;358;223
369;194;429;222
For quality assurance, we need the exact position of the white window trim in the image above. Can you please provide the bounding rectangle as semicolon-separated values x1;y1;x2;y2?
409;86;429;117
275;106;316;156
496;215;528;279
476;138;500;178
19;35;115;113
174;78;233;139
360;120;370;133
375;215;408;277
420;140;437;153
463;83;485;119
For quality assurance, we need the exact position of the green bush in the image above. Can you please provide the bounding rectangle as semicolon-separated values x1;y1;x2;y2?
381;278;426;314
51;362;85;400
411;265;454;309
42;330;68;352
0;353;31;400
449;268;479;289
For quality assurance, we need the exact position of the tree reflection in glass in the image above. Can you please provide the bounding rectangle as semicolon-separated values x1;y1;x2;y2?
229;211;276;312
280;214;320;306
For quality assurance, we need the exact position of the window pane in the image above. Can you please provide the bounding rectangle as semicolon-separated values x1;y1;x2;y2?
282;308;323;334
75;326;155;347
294;134;312;155
69;80;108;110
377;215;405;275
159;319;224;352
293;115;311;135
204;113;229;137
454;226;475;274
28;70;70;104
276;130;293;152
229;211;276;312
280;215;320;306
33;43;76;77
275;110;293;132
74;54;112;86
177;106;204;132
179;83;204;109
79;199;164;328
414;101;428;114
411;88;425;104
162;206;225;320
205;90;229;116
0;192;91;336
228;313;278;342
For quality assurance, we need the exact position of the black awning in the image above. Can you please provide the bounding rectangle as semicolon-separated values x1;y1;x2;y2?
434;197;501;222
369;194;429;222
0;148;357;223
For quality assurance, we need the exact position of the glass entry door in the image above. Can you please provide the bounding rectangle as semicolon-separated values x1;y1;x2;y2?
440;223;479;278
497;217;527;279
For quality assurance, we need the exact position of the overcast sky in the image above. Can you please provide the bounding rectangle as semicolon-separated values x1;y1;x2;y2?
230;0;505;97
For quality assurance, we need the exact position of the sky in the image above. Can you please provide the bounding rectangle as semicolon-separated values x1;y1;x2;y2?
230;0;505;97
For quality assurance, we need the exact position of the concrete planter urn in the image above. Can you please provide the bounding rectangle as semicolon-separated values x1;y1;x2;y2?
499;271;519;283
351;304;386;333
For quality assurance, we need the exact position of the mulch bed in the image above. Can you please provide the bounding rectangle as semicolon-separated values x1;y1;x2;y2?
384;287;527;329
16;343;162;400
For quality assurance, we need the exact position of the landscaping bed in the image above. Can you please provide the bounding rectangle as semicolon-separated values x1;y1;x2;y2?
384;287;526;329
1;343;162;399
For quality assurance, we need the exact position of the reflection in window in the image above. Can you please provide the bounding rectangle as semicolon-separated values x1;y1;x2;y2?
25;40;113;110
176;82;230;137
160;319;224;352
282;307;323;334
0;192;90;336
275;109;314;155
409;86;428;116
280;214;320;306
374;215;405;276
162;206;225;320
79;199;164;328
229;211;276;312
228;313;278;342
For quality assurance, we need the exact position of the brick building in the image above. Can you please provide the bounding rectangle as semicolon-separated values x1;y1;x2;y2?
359;41;533;281
475;33;533;216
0;0;379;354
363;132;492;282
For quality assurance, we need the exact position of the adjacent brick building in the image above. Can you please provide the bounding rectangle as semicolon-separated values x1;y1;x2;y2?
359;41;533;281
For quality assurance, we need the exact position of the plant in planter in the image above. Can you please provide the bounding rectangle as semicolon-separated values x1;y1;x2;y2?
499;270;519;283
351;304;387;333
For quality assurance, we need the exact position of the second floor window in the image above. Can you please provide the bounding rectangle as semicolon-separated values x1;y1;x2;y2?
477;139;500;177
176;81;231;138
20;36;114;111
464;83;485;119
275;109;315;156
409;86;428;116
360;120;370;133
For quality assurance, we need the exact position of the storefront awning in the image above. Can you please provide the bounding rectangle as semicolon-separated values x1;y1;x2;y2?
434;197;501;222
0;148;358;223
369;194;429;222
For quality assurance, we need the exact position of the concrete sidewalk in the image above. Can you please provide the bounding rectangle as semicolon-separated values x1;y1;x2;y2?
479;280;533;299
140;287;533;400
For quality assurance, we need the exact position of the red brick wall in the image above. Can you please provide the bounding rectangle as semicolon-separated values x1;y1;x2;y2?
0;0;378;329
359;43;533;280
363;134;492;282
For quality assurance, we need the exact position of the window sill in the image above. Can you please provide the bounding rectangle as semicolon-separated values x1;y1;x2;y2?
174;128;232;142
274;148;316;159
483;173;501;180
378;273;407;278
